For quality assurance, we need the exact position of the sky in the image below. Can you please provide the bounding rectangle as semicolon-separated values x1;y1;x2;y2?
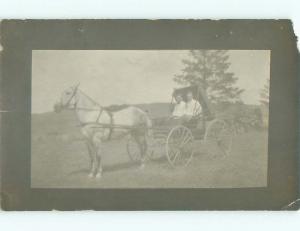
32;50;270;113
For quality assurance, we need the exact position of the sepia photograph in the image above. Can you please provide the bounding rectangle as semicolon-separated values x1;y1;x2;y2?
0;0;299;226
0;19;298;210
31;50;270;188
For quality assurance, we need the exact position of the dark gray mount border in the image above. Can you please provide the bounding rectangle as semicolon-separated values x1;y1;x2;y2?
0;20;298;210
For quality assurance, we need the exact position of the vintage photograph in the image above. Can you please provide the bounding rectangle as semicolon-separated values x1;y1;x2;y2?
31;50;270;188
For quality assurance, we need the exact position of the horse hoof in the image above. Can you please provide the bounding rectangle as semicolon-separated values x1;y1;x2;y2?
88;173;94;178
95;172;102;178
139;163;145;170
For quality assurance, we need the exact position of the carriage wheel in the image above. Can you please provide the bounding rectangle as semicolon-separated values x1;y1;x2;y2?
204;119;233;156
126;136;143;163
166;125;194;167
127;134;160;163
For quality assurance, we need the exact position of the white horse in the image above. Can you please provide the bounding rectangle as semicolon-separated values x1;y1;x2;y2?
55;84;152;178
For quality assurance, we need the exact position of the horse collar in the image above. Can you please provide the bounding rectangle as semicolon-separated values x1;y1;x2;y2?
107;112;114;141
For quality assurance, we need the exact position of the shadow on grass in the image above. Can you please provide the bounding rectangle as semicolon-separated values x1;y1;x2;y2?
67;161;140;176
67;150;211;177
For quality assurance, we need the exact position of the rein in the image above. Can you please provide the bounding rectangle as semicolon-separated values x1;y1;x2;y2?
63;86;79;109
74;105;104;125
62;87;115;140
77;107;114;141
65;88;105;123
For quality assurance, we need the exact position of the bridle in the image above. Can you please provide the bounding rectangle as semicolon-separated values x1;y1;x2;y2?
61;87;107;125
62;87;79;110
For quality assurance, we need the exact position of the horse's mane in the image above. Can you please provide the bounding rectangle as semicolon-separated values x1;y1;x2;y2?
78;89;131;112
105;104;130;112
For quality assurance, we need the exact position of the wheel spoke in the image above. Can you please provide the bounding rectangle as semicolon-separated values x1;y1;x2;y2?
171;150;181;163
127;137;142;162
178;127;186;141
180;133;192;147
166;125;194;167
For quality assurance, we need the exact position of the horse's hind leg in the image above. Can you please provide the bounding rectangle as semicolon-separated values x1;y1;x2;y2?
135;134;147;169
141;135;148;168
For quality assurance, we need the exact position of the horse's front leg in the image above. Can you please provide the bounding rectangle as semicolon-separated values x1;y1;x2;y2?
95;147;103;178
86;140;96;178
93;136;103;179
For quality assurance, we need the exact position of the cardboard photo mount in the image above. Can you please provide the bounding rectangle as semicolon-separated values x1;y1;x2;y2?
0;19;298;210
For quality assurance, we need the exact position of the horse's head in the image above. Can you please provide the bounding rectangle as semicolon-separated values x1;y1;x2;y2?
54;83;80;113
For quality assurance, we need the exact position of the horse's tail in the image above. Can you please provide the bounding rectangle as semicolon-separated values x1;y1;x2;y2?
134;106;153;138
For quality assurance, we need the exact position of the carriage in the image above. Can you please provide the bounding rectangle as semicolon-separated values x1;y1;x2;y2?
127;84;233;167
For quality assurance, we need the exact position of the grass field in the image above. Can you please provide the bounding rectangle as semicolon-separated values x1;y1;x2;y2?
31;110;268;188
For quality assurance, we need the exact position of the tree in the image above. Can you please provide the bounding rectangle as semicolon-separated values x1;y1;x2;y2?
174;50;244;104
260;79;270;106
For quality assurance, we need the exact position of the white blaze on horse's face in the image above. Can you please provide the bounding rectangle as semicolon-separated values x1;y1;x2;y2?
60;86;78;109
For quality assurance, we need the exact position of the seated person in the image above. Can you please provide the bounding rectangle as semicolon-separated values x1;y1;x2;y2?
171;94;186;118
183;91;202;122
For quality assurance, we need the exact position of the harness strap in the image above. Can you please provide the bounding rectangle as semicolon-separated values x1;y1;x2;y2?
193;100;197;115
65;87;79;109
77;105;114;141
107;111;114;141
95;108;103;123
